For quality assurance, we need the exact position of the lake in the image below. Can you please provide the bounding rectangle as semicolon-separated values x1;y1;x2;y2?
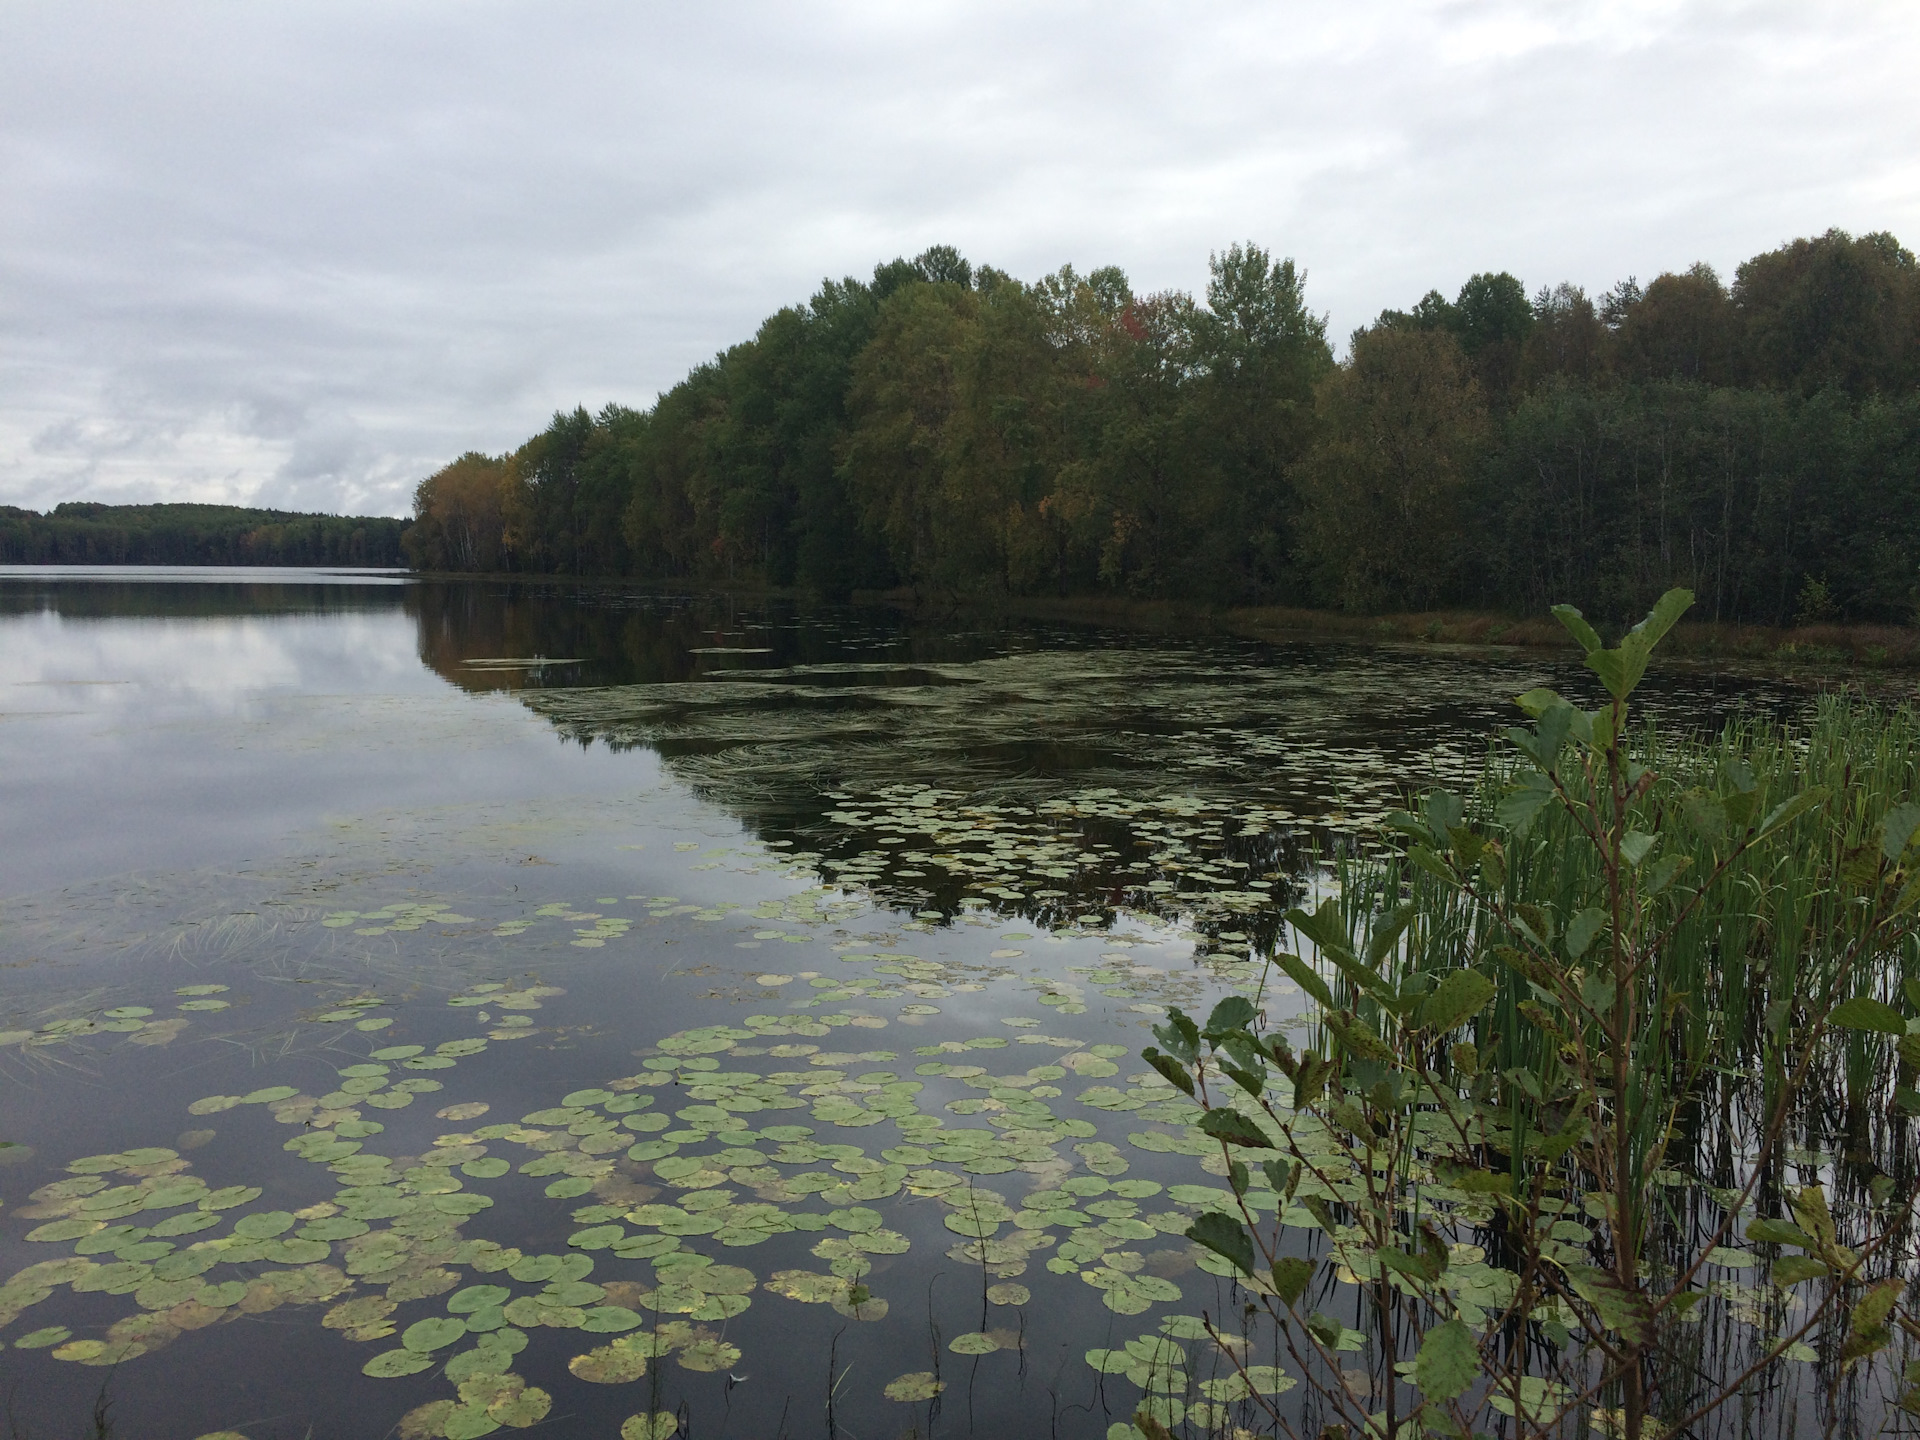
0;569;1794;1440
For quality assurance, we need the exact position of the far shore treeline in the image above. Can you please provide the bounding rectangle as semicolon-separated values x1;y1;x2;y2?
403;230;1920;625
0;502;407;567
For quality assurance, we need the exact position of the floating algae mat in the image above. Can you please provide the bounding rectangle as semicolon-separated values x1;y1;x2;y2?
0;574;1802;1437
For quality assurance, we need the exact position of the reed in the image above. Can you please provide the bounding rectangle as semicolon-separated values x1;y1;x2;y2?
1144;592;1920;1440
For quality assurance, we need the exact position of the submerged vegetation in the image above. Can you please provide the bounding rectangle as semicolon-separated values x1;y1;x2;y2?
405;230;1920;627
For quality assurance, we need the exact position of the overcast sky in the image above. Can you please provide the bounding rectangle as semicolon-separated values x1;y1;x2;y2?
2;1;1915;518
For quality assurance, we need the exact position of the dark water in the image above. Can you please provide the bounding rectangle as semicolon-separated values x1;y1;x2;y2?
0;570;1798;1440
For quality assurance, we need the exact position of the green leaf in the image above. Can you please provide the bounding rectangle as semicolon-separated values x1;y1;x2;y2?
1150;1010;1200;1064
1583;588;1693;700
1274;954;1332;1010
1752;788;1829;844
1285;900;1355;964
1885;803;1920;862
1744;1217;1816;1248
1323;1013;1393;1063
1563;1264;1652;1342
403;1316;468;1352
1269;1256;1314;1306
1413;1318;1479;1402
1681;789;1728;844
1198;1109;1276;1150
1506;703;1573;774
1618;831;1657;868
1853;1277;1901;1335
1495;772;1555;836
1628;587;1694;654
1771;1255;1830;1287
1364;903;1417;970
1537;1112;1589;1164
1407;844;1458;885
1376;1247;1440;1284
1645;854;1691;896
1829;997;1906;1035
1203;996;1256;1038
1550;606;1603;655
1513;686;1570;718
1139;1048;1194;1097
1186;1211;1255;1278
1418;970;1497;1034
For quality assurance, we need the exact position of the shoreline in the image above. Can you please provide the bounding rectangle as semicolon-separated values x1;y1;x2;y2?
969;592;1920;676
27;561;1910;679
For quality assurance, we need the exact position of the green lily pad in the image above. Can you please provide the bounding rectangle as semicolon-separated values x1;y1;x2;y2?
677;1337;742;1372
486;1385;550;1428
765;1270;846;1303
579;1305;643;1333
571;1336;651;1383
200;1186;262;1211
26;1220;101;1243
884;1372;945;1402
448;1285;512;1314
619;1414;679;1440
365;1348;436;1377
403;1316;469;1352
950;1331;999;1354
507;1254;563;1283
439;1404;500;1439
15;1326;72;1348
232;1211;295;1239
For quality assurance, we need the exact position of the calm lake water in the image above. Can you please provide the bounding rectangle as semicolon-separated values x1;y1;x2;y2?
0;569;1795;1440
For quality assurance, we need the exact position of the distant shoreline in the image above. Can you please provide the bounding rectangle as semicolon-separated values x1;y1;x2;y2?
14;554;1918;675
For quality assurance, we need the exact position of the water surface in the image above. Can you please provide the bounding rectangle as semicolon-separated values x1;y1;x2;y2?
0;570;1793;1439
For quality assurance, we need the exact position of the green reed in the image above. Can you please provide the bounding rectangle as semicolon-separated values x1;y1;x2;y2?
1143;592;1920;1440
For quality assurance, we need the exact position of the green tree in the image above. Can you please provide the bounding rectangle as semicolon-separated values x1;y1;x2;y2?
1294;325;1488;612
1613;263;1740;385
1735;228;1920;397
404;452;513;571
1521;283;1605;389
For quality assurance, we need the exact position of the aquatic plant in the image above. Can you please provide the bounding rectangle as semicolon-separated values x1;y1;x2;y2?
1150;590;1920;1438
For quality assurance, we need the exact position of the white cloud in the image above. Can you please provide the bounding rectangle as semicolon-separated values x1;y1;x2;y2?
1;0;1914;516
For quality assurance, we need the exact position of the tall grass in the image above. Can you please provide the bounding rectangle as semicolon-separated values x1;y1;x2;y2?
1152;682;1920;1440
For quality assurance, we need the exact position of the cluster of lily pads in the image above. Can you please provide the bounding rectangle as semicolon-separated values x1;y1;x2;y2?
518;645;1517;855
1;953;1330;1439
0;982;231;1058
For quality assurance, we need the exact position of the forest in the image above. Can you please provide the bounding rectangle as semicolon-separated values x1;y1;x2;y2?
403;229;1920;625
0;502;407;567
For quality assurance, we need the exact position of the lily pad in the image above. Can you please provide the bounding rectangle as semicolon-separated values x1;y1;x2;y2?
448;1285;512;1314
570;1336;652;1383
765;1270;847;1303
403;1316;469;1352
365;1347;436;1378
884;1372;945;1402
619;1415;679;1440
677;1336;742;1372
486;1385;550;1427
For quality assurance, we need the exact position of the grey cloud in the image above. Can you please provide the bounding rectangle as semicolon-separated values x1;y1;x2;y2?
1;0;1914;515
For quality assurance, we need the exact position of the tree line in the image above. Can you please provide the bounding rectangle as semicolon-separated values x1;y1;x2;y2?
404;229;1920;624
0;502;408;567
